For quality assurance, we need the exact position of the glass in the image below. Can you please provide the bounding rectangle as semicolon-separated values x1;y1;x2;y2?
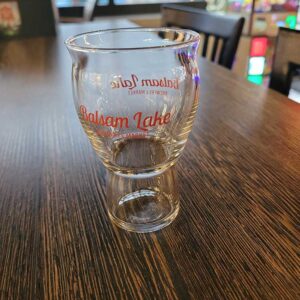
66;28;200;232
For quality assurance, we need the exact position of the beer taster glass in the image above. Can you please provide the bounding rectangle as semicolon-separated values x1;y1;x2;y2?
66;28;200;233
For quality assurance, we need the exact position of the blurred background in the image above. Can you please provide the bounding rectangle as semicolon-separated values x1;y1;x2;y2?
1;0;299;99
57;0;300;88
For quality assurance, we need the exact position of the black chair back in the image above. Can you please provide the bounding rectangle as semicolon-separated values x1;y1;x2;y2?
161;4;245;69
270;27;300;95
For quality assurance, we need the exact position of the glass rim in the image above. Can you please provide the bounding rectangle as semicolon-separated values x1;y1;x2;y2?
65;27;200;52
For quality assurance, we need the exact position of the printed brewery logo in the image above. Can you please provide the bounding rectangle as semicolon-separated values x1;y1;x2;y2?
80;105;171;132
110;74;179;90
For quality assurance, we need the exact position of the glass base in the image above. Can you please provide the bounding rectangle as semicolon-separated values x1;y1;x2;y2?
108;189;179;233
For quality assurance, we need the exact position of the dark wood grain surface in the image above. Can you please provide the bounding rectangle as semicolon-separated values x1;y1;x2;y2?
0;20;299;300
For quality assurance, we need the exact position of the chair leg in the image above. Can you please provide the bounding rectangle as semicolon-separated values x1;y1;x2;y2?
84;0;98;21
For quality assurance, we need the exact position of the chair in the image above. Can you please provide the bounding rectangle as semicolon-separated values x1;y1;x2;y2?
161;4;245;69
269;27;300;95
59;0;97;23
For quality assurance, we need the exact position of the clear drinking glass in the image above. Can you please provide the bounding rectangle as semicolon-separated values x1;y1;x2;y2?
66;28;200;233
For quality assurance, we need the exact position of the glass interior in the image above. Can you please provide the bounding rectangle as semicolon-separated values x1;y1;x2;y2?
65;28;200;51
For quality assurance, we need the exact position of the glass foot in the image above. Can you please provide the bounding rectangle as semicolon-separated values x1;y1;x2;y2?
106;167;179;233
108;189;179;233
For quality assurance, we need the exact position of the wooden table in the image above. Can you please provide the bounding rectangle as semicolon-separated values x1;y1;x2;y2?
0;21;299;300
